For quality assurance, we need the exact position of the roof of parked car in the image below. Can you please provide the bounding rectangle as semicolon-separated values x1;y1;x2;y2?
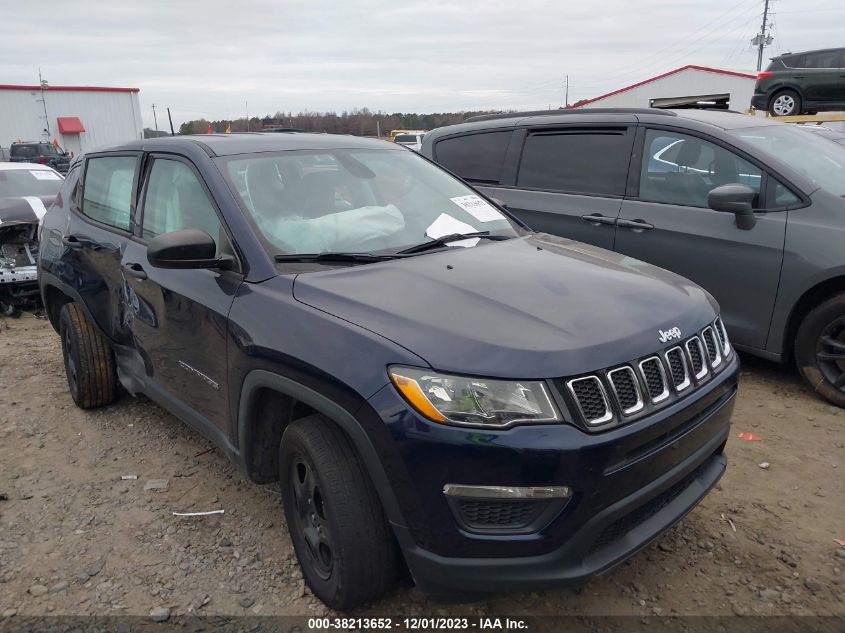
425;108;778;138
99;132;396;157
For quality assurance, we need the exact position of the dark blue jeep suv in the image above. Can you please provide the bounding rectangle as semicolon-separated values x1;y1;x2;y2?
38;133;737;609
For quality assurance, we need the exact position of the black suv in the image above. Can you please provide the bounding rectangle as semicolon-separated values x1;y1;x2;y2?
752;47;845;116
421;108;845;408
38;133;736;608
9;141;71;174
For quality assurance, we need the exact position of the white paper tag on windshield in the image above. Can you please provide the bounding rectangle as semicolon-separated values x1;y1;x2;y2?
450;195;504;222
30;170;61;181
425;213;480;248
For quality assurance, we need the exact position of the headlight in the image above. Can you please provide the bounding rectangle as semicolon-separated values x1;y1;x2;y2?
389;366;562;428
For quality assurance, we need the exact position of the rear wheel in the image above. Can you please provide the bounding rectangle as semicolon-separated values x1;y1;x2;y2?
795;294;845;407
769;90;801;116
59;303;118;409
279;415;399;609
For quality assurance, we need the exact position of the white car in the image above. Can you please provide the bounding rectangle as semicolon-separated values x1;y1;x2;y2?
0;162;64;315
393;133;425;151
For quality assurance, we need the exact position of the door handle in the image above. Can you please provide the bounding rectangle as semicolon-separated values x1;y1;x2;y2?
62;235;84;249
580;213;617;226
121;262;148;280
617;218;655;231
791;75;805;79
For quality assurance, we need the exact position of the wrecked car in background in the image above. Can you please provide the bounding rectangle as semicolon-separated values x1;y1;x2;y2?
0;162;64;315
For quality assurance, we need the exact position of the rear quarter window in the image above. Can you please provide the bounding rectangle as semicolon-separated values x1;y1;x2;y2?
434;131;513;185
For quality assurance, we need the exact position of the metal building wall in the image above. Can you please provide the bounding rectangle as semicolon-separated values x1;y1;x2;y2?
579;68;756;111
0;87;143;157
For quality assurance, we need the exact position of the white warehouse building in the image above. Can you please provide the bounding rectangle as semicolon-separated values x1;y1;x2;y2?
573;65;757;111
0;84;143;158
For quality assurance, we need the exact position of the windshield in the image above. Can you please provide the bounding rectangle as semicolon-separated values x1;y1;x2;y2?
218;148;518;256
0;169;63;198
729;125;845;197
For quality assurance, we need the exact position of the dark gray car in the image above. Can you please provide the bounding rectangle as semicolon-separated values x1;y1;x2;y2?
421;108;845;406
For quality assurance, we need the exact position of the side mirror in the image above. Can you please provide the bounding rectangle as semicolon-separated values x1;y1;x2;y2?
147;229;231;269
707;184;757;230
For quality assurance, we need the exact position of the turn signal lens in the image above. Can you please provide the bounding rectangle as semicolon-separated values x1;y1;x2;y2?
390;372;447;423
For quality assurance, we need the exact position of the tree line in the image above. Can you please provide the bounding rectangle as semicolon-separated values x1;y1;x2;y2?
176;108;511;136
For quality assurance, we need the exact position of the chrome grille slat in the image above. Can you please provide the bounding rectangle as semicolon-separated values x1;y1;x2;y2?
638;356;670;404
714;317;731;357
702;326;722;368
607;366;644;415
665;346;691;391
566;376;613;426
685;336;708;380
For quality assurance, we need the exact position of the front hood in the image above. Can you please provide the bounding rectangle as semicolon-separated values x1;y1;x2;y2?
293;234;718;378
0;196;55;227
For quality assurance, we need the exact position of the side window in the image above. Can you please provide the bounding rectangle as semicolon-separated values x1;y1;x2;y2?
803;51;841;69
82;156;137;230
639;130;762;208
434;131;512;184
516;129;631;196
141;159;222;248
771;180;802;208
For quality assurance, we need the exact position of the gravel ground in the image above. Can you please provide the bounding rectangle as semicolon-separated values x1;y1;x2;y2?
0;312;843;623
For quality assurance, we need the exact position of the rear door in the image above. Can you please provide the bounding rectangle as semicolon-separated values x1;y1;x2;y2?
614;127;787;350
796;50;844;104
502;126;634;249
120;154;241;436
64;152;140;345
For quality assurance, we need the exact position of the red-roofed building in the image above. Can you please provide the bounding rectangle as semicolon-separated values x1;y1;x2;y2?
571;66;757;111
0;84;143;157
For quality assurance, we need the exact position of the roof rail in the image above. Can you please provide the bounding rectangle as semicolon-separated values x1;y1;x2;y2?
464;108;678;123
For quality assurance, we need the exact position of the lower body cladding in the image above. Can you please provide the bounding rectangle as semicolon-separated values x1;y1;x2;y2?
370;356;738;597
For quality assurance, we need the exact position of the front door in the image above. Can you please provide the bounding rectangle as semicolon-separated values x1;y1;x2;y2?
120;154;241;435
614;128;786;351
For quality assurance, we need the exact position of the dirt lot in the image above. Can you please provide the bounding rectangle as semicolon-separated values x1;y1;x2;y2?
0;312;843;623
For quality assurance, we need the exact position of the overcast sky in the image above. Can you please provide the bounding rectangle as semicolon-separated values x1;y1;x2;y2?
2;0;843;128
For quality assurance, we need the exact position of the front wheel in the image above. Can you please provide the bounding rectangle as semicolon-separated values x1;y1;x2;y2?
279;415;399;609
769;90;801;116
795;294;845;407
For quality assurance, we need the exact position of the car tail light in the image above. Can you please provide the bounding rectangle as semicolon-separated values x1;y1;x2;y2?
757;71;774;80
38;154;46;164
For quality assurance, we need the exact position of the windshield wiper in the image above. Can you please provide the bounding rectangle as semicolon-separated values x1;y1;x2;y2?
274;252;399;264
396;232;511;255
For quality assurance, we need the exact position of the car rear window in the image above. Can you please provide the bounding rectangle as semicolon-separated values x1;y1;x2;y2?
434;131;513;185
394;135;418;143
0;169;63;198
516;129;631;196
10;145;38;158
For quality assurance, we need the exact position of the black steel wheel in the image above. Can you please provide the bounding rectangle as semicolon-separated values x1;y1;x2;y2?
278;415;399;609
796;294;845;407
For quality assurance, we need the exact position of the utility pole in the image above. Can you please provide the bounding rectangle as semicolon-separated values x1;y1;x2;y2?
564;75;570;108
166;107;175;136
246;101;249;132
753;0;773;72
152;104;159;132
38;69;51;138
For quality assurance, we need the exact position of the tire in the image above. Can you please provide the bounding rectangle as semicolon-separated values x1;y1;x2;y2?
279;415;399;609
795;293;845;407
769;89;801;117
59;302;118;409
